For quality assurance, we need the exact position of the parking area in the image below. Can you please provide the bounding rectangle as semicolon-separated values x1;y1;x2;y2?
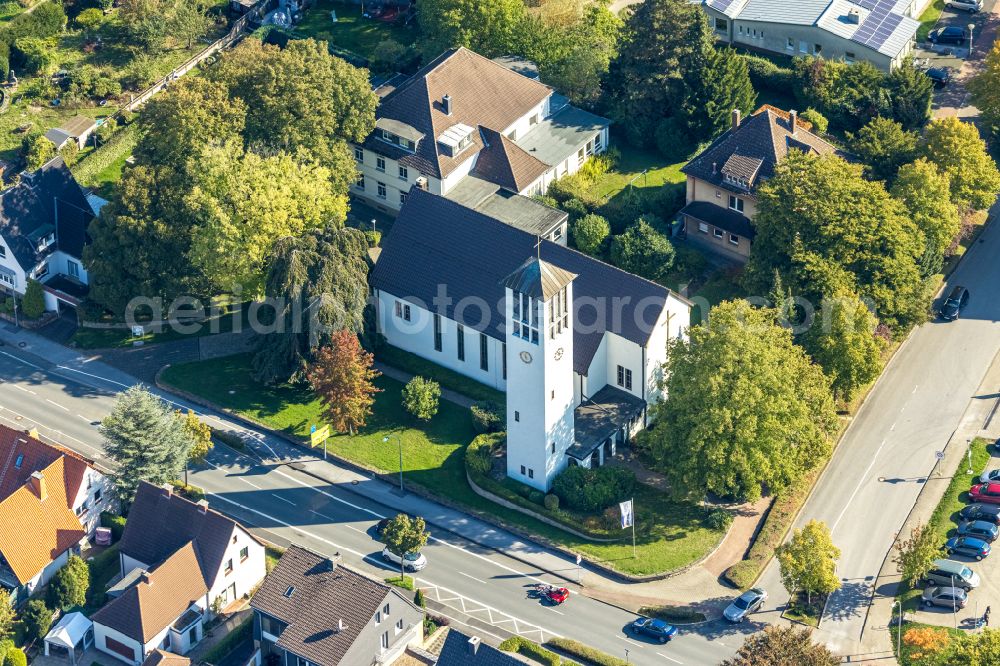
911;444;1000;629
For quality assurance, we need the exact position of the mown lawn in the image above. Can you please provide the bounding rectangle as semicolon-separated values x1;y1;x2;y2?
589;144;687;202
293;0;417;59
917;0;945;42
70;301;252;349
161;354;724;576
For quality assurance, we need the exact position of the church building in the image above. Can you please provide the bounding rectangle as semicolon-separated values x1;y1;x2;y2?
370;190;690;492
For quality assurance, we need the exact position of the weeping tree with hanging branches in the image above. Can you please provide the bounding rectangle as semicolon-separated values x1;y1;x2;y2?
251;227;370;385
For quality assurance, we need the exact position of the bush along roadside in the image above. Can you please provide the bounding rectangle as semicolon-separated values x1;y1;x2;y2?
498;636;561;666
545;637;630;666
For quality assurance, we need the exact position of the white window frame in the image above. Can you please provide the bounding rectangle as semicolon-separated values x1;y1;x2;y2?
728;195;744;213
354;147;363;162
376;156;386;173
697;222;709;234
377;181;387;200
713;228;724;239
729;234;740;246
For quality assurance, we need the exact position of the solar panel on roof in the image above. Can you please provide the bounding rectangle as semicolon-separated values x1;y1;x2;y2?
851;0;905;50
708;0;737;12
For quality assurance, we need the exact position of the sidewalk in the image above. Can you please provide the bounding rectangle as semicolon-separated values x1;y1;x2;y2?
851;346;1000;663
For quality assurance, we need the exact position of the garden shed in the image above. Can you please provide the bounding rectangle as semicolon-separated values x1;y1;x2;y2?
44;612;95;666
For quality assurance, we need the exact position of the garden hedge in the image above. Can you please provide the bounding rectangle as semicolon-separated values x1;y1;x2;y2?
499;636;561;666
546;638;629;666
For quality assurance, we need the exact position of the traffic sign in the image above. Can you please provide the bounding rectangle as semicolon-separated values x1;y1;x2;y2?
935;451;945;460
311;424;330;447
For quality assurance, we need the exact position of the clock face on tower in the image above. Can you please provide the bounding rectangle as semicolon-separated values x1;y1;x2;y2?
554;347;564;361
519;351;533;364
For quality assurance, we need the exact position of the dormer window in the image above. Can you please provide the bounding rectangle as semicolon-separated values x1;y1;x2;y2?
512;291;539;345
723;173;750;189
38;232;55;251
437;123;475;158
378;129;416;151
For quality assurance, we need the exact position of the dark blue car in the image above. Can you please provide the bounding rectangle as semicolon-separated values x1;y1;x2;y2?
957;520;999;542
629;618;677;644
945;536;992;560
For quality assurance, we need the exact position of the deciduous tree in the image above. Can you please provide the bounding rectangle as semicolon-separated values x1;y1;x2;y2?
647;300;837;501
903;626;951;661
571;213;610;255
184;142;348;295
179;410;213;464
777;519;841;605
609;217;675;280
381;513;429;580
968;39;1000;137
746;151;927;330
417;0;530;60
722;626;838;666
251;228;370;385
0;589;14;639
169;0;212;49
920;117;1000;211
101;386;195;503
847;117;919;184
801;290;884;403
536;3;622;107
952;629;1000;665
307;331;381;434
891;158;961;277
893;521;943;588
24;134;54;171
402;376;441;421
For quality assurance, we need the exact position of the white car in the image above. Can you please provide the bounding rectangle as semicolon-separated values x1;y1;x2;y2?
723;588;767;622
945;0;982;12
382;546;427;571
980;469;1000;484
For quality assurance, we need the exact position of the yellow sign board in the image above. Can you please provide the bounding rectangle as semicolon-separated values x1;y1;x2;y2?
310;424;330;447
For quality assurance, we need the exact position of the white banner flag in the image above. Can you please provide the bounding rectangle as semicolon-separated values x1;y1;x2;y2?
619;499;634;529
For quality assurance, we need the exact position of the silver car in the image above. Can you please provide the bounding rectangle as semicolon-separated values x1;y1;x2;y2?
945;0;982;12
922;586;968;610
382;546;427;571
979;469;1000;484
723;588;767;622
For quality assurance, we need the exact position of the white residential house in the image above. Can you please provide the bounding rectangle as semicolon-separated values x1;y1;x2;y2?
0;156;96;313
0;425;112;605
92;482;266;665
352;46;609;243
370;190;691;491
696;0;920;70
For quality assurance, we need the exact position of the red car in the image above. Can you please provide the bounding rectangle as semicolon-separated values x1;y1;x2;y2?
532;583;570;604
970;482;1000;504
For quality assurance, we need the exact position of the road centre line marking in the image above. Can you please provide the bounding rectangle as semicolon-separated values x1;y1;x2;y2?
0;350;43;370
831;438;887;532
77;414;92;422
13;385;35;395
343;525;365;534
458;572;489;584
270;493;295;506
657;652;683;664
46;399;69;411
544;606;564;615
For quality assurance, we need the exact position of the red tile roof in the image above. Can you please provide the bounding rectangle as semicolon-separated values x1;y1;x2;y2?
0;425;92;505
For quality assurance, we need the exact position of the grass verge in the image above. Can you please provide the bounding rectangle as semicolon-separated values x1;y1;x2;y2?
780;591;825;628
385;575;414;590
375;344;504;404
917;0;944;41
161;355;723;576
546;637;629;666
498;636;560;666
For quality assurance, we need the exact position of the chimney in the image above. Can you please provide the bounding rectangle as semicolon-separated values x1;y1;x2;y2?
196;499;209;514
467;636;481;656
29;471;46;501
712;162;717;175
788;109;798;135
731;109;741;130
162;482;174;496
326;552;342;572
442;94;452;116
140;570;152;585
337;619;346;632
847;7;860;23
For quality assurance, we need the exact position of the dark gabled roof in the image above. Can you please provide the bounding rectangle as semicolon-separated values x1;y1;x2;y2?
362;47;552;180
436;630;523;666
472;127;550;192
569;385;646;460
251;545;419;666
370;190;671;375
0;157;93;272
681;108;838;196
119;482;239;584
679;201;757;239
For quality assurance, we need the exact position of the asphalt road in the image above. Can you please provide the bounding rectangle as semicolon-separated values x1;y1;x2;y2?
757;215;1000;652
0;345;747;665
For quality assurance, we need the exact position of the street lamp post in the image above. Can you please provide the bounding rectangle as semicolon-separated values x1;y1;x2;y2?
953;574;959;630
968;23;975;59
383;434;403;494
893;600;902;657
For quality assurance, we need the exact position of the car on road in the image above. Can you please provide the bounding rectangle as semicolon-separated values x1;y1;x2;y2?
925;67;952;88
938;286;970;321
929;26;971;44
629;618;678;643
723;588;768;623
979;470;1000;485
960;503;1000;525
381;546;427;571
957;520;1000;542
922;586;968;610
945;536;992;560
969;481;1000;504
945;0;982;11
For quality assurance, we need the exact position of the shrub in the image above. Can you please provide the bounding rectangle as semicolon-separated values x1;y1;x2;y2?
120;53;157;90
706;509;733;531
741;54;795;91
59;141;80;167
402;376;440;421
48;555;88;609
21;278;45;319
546;637;628;666
551;465;636;513
465;433;503;477
609;216;675;281
20;599;51;642
470;400;504;433
544;493;559;511
67;64;122;101
0;639;14;666
654;117;694;161
211;427;246;451
499;636;561;666
529;489;545;505
95;117;118;144
800;108;828;134
571;213;611;256
561;197;589;220
100;511;126;541
23;134;54;171
363;229;381;247
3;649;24;666
369;38;408;73
902;626;951;660
13;36;57;76
76;8;105;32
413;588;425;607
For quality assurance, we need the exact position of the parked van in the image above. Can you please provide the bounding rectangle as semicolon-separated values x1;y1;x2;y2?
924;559;981;590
